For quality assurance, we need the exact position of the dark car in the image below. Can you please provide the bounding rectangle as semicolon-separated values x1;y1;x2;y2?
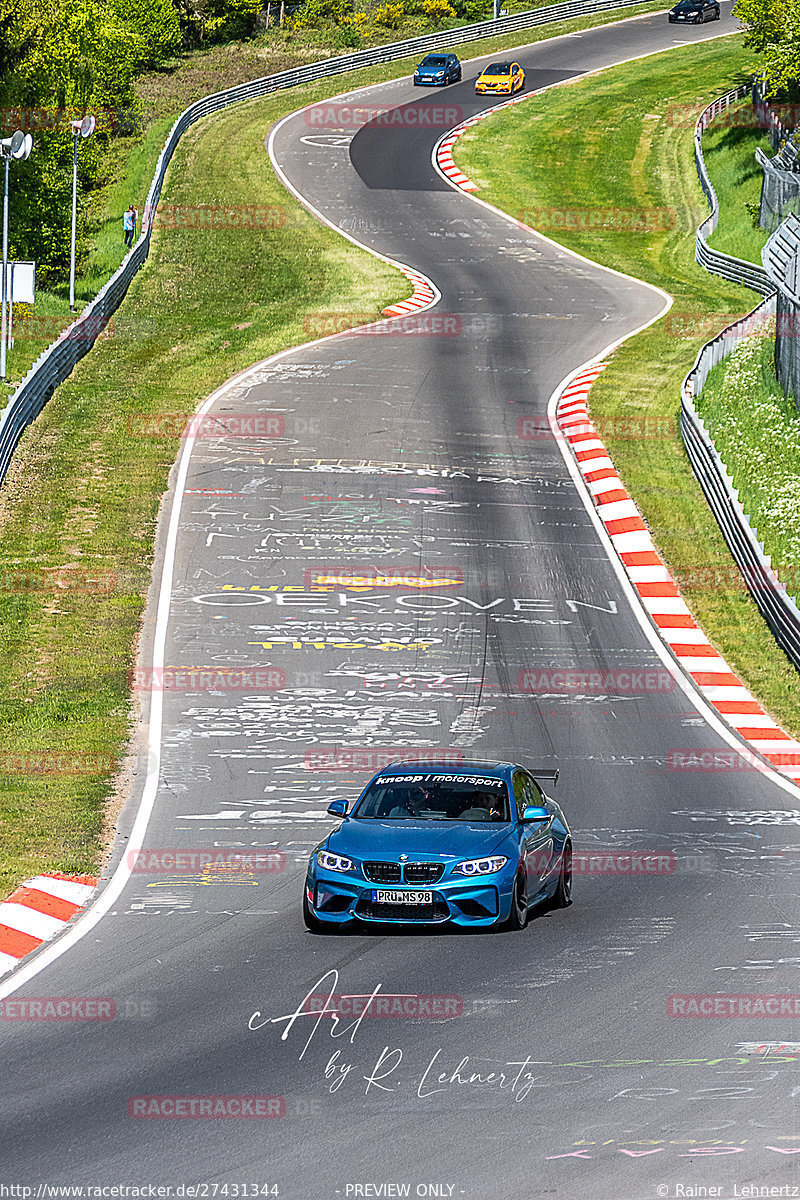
668;0;720;21
303;759;572;932
413;53;462;86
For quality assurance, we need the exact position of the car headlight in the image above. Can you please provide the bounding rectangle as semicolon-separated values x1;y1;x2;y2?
317;850;354;873
452;856;508;877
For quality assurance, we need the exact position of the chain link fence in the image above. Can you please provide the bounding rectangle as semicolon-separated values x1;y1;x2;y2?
762;210;800;408
751;80;800;233
756;137;800;235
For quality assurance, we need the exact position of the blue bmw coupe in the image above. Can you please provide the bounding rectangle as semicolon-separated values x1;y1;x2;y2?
303;760;572;932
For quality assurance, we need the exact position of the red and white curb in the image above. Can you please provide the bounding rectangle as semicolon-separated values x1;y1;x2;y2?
0;872;97;976
558;364;800;783
435;94;529;192
382;267;436;317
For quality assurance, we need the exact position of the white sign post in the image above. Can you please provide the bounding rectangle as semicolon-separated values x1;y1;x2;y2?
4;260;36;350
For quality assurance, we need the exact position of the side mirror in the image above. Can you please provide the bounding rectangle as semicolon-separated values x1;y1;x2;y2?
522;805;550;824
327;799;348;817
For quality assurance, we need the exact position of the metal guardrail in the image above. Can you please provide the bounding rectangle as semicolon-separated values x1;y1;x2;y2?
693;85;775;296
681;296;800;669
0;0;655;484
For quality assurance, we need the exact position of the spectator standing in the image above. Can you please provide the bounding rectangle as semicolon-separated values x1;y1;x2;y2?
123;205;137;248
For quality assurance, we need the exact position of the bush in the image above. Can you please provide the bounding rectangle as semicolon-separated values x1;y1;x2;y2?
291;0;353;27
452;0;488;16
374;2;405;26
332;20;362;43
174;0;263;45
421;0;455;21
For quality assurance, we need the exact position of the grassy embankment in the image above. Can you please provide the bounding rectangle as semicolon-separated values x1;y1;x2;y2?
455;36;800;736
703;99;772;262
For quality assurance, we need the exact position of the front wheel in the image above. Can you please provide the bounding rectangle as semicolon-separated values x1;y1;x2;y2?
714;5;720;15
502;872;529;930
551;843;573;908
693;11;703;21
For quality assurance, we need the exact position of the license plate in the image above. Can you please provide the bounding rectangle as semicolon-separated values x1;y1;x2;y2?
373;890;433;905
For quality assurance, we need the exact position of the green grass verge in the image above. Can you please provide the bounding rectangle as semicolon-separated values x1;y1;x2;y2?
703;99;772;263
455;34;800;736
696;334;800;588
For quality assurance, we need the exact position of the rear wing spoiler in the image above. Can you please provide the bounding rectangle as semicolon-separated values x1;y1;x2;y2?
532;769;559;788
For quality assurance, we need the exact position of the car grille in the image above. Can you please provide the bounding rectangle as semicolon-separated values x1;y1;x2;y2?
363;861;444;883
403;862;444;884
356;897;449;922
364;861;401;883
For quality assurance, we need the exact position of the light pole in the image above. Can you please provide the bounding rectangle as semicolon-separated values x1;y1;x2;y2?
0;130;33;382
69;115;95;313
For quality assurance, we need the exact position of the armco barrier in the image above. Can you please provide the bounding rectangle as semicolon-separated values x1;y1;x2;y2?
681;299;800;670
0;0;653;485
693;86;774;296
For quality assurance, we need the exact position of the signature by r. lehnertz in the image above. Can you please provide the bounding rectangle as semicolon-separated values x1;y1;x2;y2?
248;969;544;1101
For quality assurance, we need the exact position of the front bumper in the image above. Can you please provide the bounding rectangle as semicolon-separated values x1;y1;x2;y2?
414;76;446;85
306;867;515;927
475;84;511;94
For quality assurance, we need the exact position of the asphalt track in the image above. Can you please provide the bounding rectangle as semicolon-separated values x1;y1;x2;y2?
3;7;800;1198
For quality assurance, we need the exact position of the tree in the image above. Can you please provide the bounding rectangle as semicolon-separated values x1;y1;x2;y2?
173;0;262;44
735;0;800;93
112;0;182;70
10;0;139;110
735;0;790;52
0;0;172;284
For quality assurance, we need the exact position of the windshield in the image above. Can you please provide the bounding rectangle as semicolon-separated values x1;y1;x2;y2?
422;56;448;66
674;2;699;8
484;63;511;75
353;773;511;822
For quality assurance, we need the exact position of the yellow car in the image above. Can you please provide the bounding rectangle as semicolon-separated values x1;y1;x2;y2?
474;61;525;96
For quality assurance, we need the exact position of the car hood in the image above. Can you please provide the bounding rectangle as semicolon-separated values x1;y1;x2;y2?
417;66;445;73
327;819;512;860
